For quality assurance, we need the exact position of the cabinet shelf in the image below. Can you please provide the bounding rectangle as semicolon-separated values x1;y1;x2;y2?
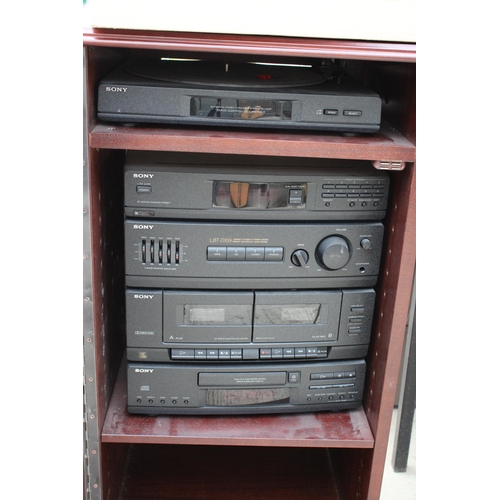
89;121;415;162
117;444;342;500
102;358;374;448
83;28;416;63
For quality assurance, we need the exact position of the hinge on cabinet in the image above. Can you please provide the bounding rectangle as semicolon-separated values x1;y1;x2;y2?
372;160;406;171
83;381;91;500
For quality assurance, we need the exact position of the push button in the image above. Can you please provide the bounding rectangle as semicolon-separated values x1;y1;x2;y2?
207;349;219;360
260;348;272;359
243;348;259;360
310;373;334;380
226;247;246;261
246;247;265;261
264;247;283;261
317;347;328;358
272;348;283;359
230;349;243;360
133;210;155;216
219;349;231;360
194;349;207;360
295;347;306;358
306;347;318;358
171;349;195;360
343;110;362;116
207;246;226;261
350;306;365;313
136;185;152;193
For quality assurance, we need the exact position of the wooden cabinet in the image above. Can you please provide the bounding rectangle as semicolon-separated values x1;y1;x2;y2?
83;29;416;500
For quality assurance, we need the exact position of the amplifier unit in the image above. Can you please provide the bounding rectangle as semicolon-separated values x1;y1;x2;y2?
125;220;384;289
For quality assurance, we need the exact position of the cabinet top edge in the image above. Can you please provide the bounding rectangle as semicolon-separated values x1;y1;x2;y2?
83;28;416;63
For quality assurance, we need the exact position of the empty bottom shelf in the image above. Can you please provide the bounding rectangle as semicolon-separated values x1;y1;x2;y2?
117;444;341;500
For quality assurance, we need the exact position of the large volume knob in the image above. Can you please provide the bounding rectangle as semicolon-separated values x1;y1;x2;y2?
315;236;351;270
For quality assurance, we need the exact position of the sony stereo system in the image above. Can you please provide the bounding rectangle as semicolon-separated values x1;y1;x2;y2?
123;151;389;415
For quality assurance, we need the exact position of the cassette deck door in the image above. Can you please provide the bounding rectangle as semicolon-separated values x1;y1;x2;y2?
163;290;253;343
253;291;342;343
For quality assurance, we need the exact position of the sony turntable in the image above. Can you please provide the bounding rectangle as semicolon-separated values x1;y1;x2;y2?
98;59;382;133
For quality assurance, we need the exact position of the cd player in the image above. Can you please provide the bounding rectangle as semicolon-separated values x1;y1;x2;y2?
128;359;366;415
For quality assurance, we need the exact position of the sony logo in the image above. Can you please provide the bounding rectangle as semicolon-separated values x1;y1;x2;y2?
133;173;154;179
134;294;154;299
133;224;154;230
105;86;128;92
135;368;154;373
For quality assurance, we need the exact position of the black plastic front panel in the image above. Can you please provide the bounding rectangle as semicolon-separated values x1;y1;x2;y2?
124;220;384;289
127;359;366;415
125;288;375;362
123;152;390;221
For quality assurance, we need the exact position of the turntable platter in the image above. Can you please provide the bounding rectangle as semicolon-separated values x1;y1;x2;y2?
125;60;327;89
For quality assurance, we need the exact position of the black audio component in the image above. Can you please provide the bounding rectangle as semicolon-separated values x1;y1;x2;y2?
127;359;366;415
122;152;388;415
126;288;375;362
98;59;382;133
125;220;384;289
124;151;390;221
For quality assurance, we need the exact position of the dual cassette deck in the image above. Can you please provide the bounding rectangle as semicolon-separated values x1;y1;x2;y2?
124;151;389;415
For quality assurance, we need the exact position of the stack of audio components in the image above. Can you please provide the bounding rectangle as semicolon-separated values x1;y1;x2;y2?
123;151;389;415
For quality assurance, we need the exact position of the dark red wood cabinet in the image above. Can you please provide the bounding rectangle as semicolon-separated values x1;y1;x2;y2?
83;29;416;500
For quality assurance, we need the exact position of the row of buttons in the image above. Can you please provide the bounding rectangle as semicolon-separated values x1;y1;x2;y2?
136;398;190;405
310;371;356;380
321;192;385;199
306;393;358;402
309;382;355;390
207;246;283;261
324;109;362;117
171;346;329;361
322;184;385;189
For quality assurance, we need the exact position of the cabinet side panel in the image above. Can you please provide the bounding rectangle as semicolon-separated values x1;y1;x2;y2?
368;62;416;144
363;163;416;499
330;448;371;499
89;147;126;423
87;147;126;500
101;443;130;500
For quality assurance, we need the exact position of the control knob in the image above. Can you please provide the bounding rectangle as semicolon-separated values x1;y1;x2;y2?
291;249;309;267
360;238;372;250
315;236;351;270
